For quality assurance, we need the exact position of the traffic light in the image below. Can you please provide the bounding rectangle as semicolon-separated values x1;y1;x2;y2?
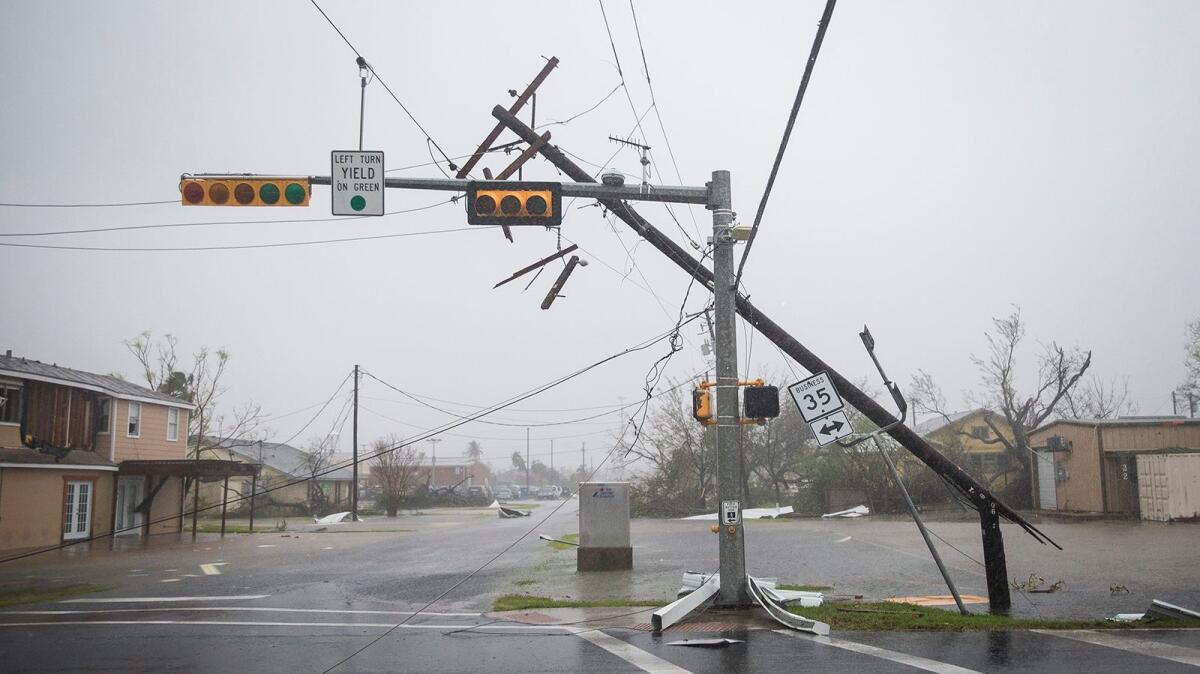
467;181;561;226
692;387;715;426
743;385;780;420
180;177;311;206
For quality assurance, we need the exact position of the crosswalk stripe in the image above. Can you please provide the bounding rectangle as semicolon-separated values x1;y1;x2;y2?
1034;629;1200;667
573;630;691;673
776;630;982;674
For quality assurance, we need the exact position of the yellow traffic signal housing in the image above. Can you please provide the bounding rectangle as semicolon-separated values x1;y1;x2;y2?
692;387;715;426
467;181;561;226
180;177;311;206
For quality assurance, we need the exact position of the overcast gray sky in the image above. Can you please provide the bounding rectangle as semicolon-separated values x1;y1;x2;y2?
2;1;1197;470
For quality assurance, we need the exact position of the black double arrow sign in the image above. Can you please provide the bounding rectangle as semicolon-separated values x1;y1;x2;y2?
818;418;845;436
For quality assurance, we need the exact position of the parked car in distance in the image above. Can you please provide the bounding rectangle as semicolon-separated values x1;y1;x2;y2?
537;485;564;500
495;487;513;500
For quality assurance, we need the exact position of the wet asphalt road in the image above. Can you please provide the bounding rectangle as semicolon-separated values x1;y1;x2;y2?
0;504;1196;672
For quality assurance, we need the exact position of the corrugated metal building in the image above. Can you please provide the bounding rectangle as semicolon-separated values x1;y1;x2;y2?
1027;417;1200;519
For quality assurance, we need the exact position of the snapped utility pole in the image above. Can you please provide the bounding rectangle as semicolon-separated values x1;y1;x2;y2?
709;170;750;606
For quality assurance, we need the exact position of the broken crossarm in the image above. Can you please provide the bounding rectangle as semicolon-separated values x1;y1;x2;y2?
494;244;579;289
456;57;559;179
540;255;581;310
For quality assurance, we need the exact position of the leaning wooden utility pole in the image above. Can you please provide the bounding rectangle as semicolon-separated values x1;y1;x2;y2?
491;105;1059;611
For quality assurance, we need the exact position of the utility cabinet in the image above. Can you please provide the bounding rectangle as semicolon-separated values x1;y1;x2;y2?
577;481;632;571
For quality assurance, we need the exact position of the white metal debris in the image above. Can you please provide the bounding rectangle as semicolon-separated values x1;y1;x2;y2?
680;505;795;521
747;576;830;636
821;505;869;518
313;511;351;524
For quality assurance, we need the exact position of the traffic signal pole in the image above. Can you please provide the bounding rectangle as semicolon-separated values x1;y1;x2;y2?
489;105;1055;611
710;170;750;606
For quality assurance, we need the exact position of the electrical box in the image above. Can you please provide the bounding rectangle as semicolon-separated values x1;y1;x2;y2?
577;482;632;571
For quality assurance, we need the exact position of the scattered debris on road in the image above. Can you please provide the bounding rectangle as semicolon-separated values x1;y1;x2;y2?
666;638;744;648
681;505;794;521
821;505;869;518
314;512;351;525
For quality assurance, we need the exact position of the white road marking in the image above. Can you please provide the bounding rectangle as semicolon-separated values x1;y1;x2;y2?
8;607;481;617
572;629;691;673
1035;629;1200;667
257;544;276;548
835;536;852;543
60;595;270;604
777;630;981;674
199;563;226;576
160;579;181;583
0;620;573;630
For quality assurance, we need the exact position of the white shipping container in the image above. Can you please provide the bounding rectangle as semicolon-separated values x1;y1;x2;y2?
1137;453;1200;522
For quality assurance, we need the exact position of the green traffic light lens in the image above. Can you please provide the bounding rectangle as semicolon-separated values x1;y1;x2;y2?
526;195;548;216
259;183;281;204
234;183;255;205
285;182;306;205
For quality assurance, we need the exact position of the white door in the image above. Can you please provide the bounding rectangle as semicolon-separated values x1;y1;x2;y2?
1036;451;1057;510
114;477;145;535
63;481;93;540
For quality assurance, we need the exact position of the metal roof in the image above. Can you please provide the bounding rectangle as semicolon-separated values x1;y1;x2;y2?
0;354;193;409
216;439;353;481
912;408;991;436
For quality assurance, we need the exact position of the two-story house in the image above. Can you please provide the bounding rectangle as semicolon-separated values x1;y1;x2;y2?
0;353;255;553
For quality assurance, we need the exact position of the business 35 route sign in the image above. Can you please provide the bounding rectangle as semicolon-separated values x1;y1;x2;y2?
788;372;852;446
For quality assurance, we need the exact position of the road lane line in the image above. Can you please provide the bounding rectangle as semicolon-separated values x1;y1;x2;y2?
59;595;269;603
6;607;482;617
0;620;573;630
572;630;691;673
1034;629;1200;667
199;564;222;575
776;630;982;674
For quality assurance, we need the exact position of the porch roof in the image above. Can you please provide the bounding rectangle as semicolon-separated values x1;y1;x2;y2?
118;459;261;480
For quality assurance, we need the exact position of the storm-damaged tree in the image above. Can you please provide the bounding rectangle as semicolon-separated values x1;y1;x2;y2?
626;384;717;516
370;435;423;517
124;331;264;459
911;306;1091;507
300;436;334;515
1177;317;1200;415
1061;376;1138;420
464;440;484;464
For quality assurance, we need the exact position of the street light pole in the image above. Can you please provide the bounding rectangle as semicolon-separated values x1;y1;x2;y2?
352;364;359;522
709;169;749;607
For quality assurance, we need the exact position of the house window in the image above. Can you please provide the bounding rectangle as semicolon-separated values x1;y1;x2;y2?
95;398;111;434
127;402;141;438
970;426;989;440
167;408;179;441
0;383;20;424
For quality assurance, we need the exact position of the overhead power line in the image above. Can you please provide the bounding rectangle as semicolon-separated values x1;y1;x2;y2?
734;0;838;290
0;225;484;252
0;199;177;208
0;199;455;238
308;0;457;171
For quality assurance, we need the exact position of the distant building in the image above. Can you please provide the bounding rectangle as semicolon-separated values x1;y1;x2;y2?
204;439;354;510
1027;417;1200;519
914;408;1014;489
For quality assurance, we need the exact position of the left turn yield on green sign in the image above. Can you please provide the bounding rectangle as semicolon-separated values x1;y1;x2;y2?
331;150;385;216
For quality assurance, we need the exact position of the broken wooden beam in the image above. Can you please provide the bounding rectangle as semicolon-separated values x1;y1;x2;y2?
494;244;578;289
540;255;580;310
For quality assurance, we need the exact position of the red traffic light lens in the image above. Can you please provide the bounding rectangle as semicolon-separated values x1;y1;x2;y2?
208;183;230;204
234;183;255;205
474;194;496;215
500;195;521;215
526;195;548;215
183;182;204;204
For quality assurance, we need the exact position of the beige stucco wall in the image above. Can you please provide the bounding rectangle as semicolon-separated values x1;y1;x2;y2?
111;399;189;462
0;468;115;552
